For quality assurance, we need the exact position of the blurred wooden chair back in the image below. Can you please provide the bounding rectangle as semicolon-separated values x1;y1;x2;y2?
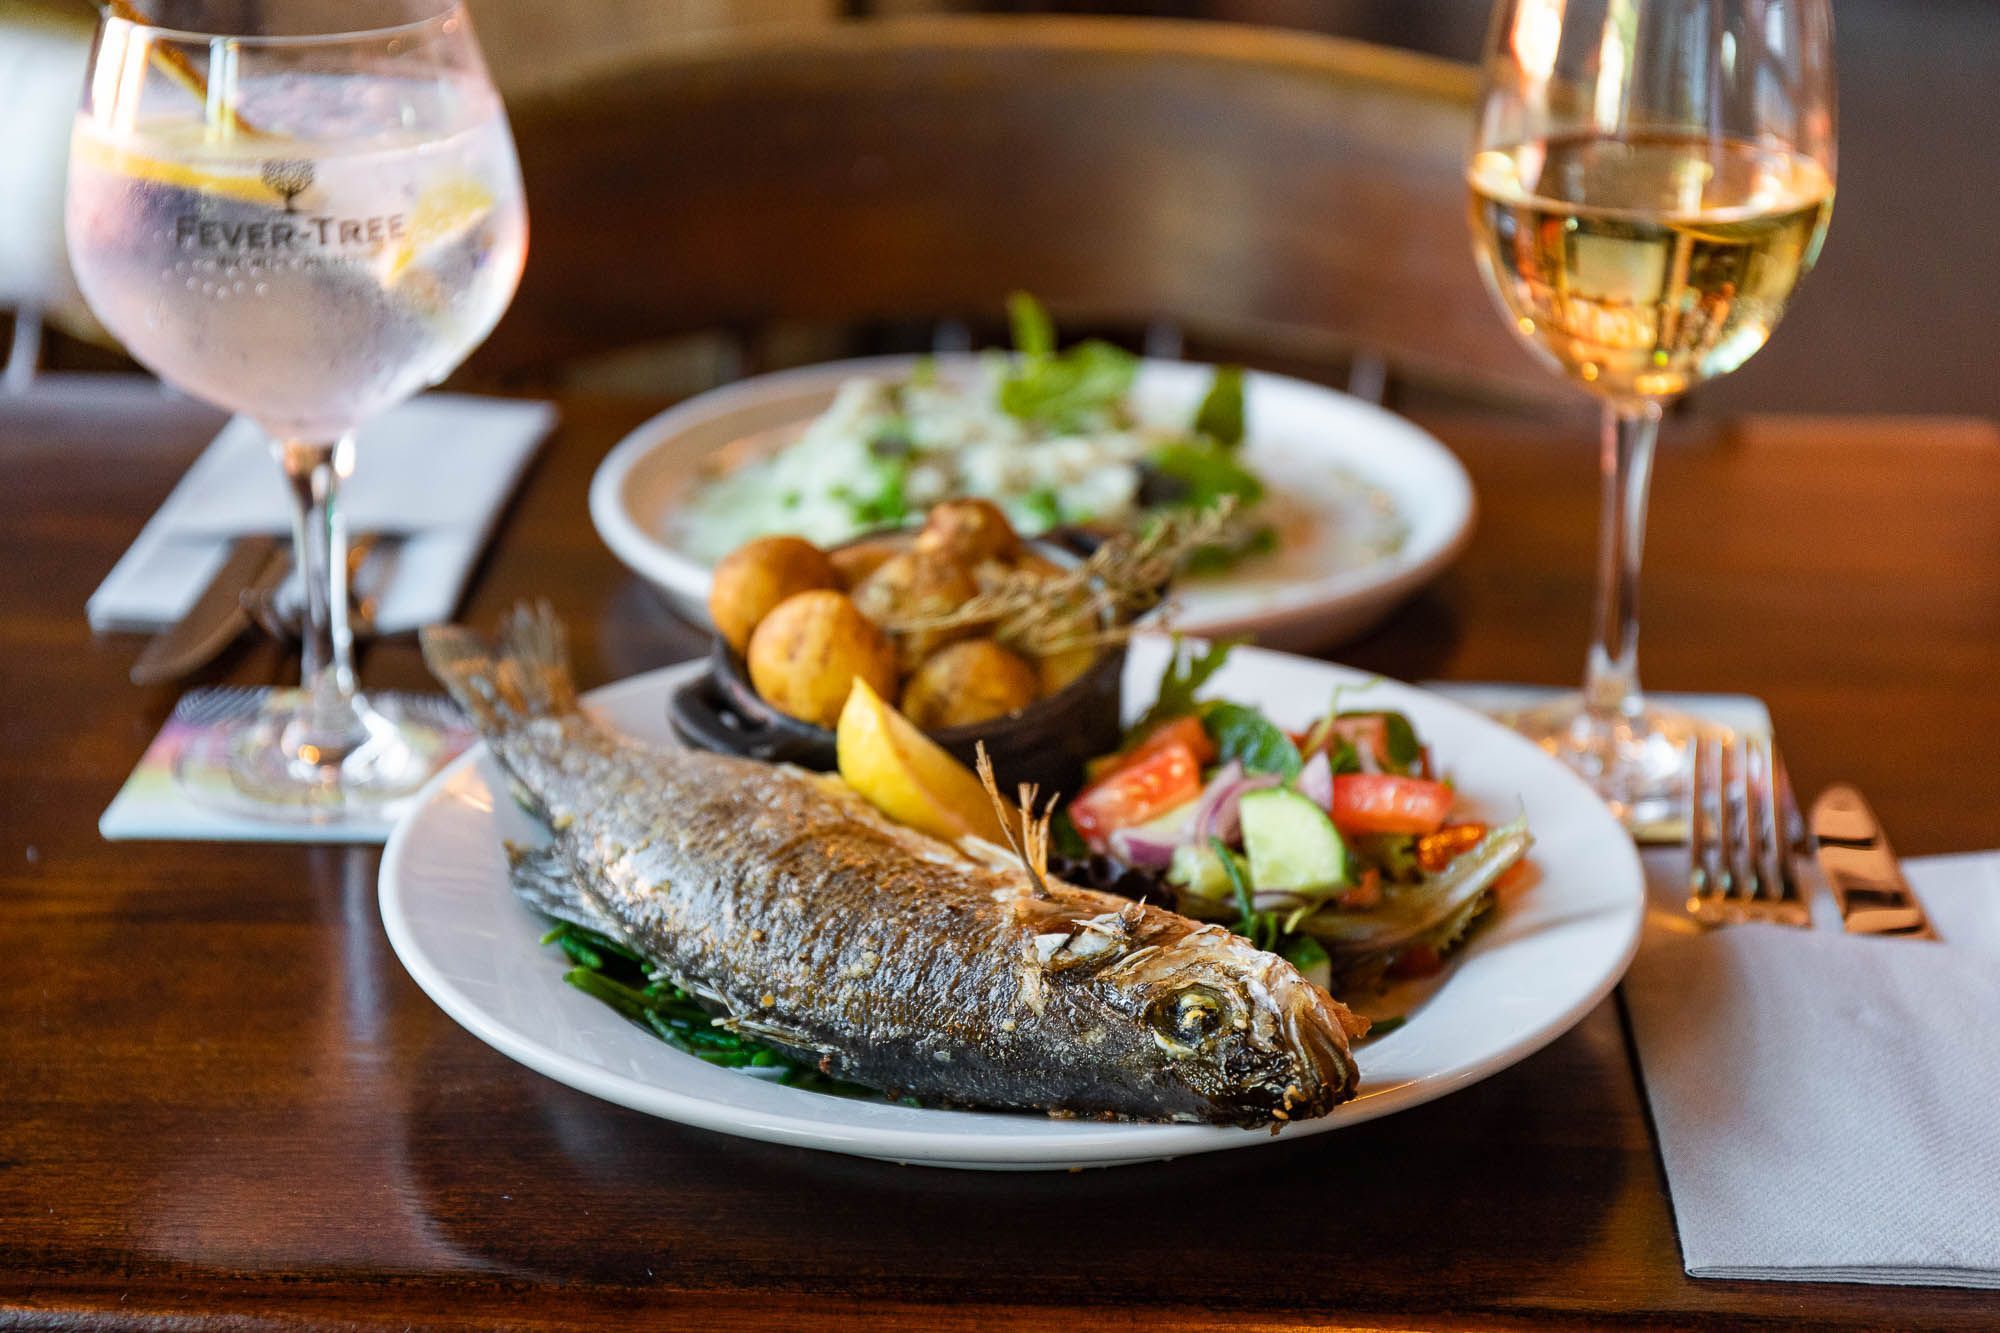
475;16;1548;405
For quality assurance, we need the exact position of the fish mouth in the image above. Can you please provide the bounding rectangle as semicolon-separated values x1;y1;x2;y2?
1271;982;1363;1119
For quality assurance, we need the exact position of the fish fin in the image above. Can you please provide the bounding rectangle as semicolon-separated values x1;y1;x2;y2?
505;840;630;944
715;1013;827;1060
1029;907;1141;974
421;601;579;732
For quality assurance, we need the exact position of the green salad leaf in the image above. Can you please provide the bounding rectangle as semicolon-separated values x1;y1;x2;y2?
1202;701;1304;779
1144;440;1265;511
1211;834;1257;924
833;454;911;528
1281;933;1330;973
999;292;1138;432
1182;523;1278;576
1129;635;1243;738
1000;340;1139;432
1007;290;1056;361
1352;833;1424;884
1295;819;1533;979
1192;365;1246;448
1021;487;1064;530
1345;711;1422;772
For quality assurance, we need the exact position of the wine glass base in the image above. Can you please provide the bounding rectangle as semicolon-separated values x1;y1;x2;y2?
172;690;463;825
1506;694;1693;833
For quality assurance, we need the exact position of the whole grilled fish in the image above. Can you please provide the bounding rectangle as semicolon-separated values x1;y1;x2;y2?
422;606;1365;1126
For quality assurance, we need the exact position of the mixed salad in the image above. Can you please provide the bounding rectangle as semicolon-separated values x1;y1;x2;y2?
676;295;1276;572
1049;640;1533;998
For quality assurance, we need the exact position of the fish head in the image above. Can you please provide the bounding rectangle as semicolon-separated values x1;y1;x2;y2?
1131;922;1362;1123
1042;908;1363;1125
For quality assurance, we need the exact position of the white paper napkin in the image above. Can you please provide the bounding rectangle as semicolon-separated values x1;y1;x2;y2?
87;393;555;635
1625;848;2000;1288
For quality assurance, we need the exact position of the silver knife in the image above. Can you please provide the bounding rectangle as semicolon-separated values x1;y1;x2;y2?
129;535;281;685
1810;784;1938;940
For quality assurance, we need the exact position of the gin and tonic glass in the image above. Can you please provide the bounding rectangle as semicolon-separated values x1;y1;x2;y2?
67;1;528;816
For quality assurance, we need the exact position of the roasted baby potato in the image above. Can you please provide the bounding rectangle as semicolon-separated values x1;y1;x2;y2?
1034;642;1100;695
914;498;1021;566
709;535;839;656
828;536;903;591
747;590;898;728
850;550;980;670
901;638;1042;730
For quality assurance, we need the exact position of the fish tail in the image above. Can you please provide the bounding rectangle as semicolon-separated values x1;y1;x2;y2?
421;600;580;732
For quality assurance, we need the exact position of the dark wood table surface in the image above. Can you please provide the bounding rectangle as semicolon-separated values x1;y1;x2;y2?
4;387;1997;1329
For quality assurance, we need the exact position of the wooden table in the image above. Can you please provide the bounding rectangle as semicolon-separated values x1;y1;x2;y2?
4;388;1997;1328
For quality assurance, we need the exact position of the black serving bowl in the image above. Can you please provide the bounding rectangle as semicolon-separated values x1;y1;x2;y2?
667;531;1139;798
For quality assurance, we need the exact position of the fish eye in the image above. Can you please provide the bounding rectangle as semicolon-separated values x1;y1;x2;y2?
1149;986;1227;1050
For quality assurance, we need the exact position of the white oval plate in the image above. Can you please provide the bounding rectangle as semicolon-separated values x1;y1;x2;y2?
380;638;1643;1170
588;356;1475;652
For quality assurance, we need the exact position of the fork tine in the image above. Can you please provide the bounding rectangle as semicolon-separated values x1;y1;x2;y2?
1718;734;1749;902
1686;728;1813;929
1765;740;1810;917
1743;736;1777;902
1688;733;1717;901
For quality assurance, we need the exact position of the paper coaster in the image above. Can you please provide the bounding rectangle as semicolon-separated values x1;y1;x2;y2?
99;687;476;845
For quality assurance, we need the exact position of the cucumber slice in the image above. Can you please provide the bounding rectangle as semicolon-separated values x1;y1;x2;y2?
1239;788;1349;892
1167;841;1237;907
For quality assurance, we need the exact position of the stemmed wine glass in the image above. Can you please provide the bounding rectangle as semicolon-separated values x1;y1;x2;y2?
67;1;527;817
1467;0;1835;828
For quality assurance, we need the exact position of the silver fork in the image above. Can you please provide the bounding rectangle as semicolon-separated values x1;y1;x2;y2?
1686;731;1813;928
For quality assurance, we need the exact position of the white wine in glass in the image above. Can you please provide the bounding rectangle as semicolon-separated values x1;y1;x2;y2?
1469;1;1835;827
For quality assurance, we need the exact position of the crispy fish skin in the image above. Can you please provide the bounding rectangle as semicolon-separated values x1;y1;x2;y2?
424;606;1365;1126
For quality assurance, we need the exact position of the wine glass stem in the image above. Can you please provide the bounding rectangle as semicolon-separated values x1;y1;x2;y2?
1583;400;1662;720
275;434;364;765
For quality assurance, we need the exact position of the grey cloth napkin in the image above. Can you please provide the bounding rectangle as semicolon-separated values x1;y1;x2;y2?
87;393;554;635
1624;850;2000;1288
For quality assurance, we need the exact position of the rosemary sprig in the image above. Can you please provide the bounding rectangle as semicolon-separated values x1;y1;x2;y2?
879;499;1238;656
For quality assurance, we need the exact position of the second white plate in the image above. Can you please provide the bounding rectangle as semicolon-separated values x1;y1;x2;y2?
588;356;1475;652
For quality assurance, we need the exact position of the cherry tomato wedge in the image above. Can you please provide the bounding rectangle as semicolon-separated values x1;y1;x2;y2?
1086;715;1217;783
1070;741;1204;847
1327;774;1453;836
1387;943;1443;979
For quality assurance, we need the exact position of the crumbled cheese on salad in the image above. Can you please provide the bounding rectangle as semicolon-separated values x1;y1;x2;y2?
676;359;1183;562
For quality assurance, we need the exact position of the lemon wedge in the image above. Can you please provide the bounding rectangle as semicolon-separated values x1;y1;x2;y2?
836;678;1016;847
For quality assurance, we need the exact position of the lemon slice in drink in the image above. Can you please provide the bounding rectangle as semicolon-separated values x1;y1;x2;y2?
71;129;275;206
379;175;497;320
382;176;495;284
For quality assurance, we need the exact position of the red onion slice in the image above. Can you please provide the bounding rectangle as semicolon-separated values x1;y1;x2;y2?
1296;750;1334;809
1108;826;1183;870
1190;762;1281;848
1106;798;1200;869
